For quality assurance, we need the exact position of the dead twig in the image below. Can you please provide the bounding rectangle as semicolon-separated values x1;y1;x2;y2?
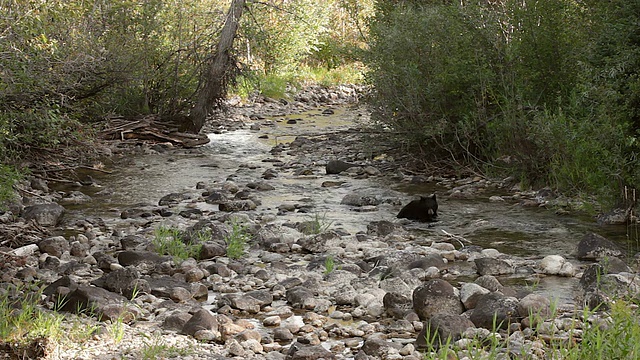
440;229;471;248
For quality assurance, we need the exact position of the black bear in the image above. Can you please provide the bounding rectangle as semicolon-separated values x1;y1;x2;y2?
397;194;438;222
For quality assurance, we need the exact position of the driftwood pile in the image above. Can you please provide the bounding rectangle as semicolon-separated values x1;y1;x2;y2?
99;115;210;148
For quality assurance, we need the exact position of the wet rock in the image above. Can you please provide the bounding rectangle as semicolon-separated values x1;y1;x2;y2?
340;192;381;207
219;200;257;212
23;203;65;226
576;232;623;260
597;207;632;225
474;257;514;276
412;279;464;320
59;191;92;205
326;159;359;174
538;255;575;276
470;292;520;330
222;181;240;193
158;192;193;207
290;136;313;148
120;205;156;219
204;190;228;204
262;169;278;180
179;208;202;218
247;181;276;191
416;314;475;349
366;220;399;237
38;236;70;257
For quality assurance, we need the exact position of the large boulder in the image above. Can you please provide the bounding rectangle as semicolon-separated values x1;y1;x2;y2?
326;159;358;175
470;292;520;330
415;313;475;350
474;257;514;276
412;279;464;320
38;236;70;257
538;255;576;277
23;203;65;226
576;232;623;260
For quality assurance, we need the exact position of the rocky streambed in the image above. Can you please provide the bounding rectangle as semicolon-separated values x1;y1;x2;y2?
1;85;639;360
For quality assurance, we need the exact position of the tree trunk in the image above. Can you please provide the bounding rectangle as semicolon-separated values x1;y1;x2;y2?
183;0;245;133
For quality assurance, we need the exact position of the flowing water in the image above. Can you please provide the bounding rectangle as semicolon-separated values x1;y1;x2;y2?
62;105;638;305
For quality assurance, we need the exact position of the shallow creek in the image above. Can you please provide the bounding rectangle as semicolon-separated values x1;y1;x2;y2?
62;105;636;306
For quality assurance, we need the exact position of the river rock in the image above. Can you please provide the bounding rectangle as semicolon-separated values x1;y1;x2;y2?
576;232;623;260
220;293;262;313
38;236;70;257
117;250;165;266
199;242;226;259
219;200;257;212
162;311;193;331
340;192;381;207
287;341;336;360
538;255;575;276
360;334;402;358
286;286;315;309
470;292;520;330
59;191;92;205
412;279;464;320
97;267;149;299
460;282;490;310
58;284;130;322
580;259;631;290
474;257;514;276
182;308;220;338
408;254;446;270
93;251;119;270
597;207;632;225
145;277;205;301
366;220;400;237
383;292;413;319
416;313;475;349
297;231;340;253
326;159;358;174
119;235;147;249
517;293;551;320
23;203;65;226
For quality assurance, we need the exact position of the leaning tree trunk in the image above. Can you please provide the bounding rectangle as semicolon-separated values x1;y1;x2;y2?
183;0;246;133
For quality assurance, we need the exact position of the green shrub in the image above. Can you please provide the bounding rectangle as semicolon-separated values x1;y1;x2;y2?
0;165;23;210
224;220;250;259
152;226;202;263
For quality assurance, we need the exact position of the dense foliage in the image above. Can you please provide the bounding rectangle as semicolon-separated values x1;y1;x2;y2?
0;0;369;206
365;0;640;205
